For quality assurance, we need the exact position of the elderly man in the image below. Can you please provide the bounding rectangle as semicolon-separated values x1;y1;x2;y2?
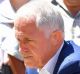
14;0;80;74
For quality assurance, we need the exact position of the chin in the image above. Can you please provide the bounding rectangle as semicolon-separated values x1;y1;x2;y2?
24;57;44;68
24;61;43;69
25;64;36;68
24;61;38;68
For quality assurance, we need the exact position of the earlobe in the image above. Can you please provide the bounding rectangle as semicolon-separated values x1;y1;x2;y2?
50;31;63;46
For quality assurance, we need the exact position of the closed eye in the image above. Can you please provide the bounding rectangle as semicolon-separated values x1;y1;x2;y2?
16;37;34;44
25;38;33;42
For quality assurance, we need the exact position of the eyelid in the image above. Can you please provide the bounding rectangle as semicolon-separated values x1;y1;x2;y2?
16;37;34;43
25;38;33;42
20;38;33;42
17;38;21;42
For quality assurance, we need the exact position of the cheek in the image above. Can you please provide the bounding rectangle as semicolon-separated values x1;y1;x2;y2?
36;40;52;63
35;39;49;54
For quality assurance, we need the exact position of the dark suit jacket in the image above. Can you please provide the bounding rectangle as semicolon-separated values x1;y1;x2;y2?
53;41;80;74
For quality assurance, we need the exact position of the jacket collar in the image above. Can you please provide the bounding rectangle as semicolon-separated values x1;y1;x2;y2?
53;41;74;74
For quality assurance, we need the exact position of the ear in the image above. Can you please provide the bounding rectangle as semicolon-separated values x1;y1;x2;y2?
50;30;64;47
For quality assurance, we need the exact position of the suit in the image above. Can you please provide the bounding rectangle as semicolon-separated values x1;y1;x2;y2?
53;41;80;74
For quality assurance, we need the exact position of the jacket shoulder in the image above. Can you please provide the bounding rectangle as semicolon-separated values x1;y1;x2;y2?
58;41;80;74
58;61;80;74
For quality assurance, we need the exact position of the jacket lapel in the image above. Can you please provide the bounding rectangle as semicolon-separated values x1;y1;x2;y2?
53;41;74;74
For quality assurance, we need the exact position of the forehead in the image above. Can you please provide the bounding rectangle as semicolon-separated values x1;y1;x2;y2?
15;17;38;36
15;16;37;34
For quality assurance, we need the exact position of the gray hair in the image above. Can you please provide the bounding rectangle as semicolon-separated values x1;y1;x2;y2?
15;0;64;36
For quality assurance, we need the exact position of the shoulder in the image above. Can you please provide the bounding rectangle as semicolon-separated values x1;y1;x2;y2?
58;41;80;74
61;40;80;66
66;40;80;52
58;60;80;74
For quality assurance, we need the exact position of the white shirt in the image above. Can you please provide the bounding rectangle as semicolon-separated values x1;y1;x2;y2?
0;0;15;65
0;0;15;23
0;0;23;65
55;0;74;40
72;11;80;46
39;42;64;74
0;0;15;44
1;29;23;61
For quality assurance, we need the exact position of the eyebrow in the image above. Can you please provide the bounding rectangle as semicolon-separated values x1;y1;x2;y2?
16;35;34;42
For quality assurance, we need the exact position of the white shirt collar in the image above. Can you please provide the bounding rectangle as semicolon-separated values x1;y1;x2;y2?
40;42;64;74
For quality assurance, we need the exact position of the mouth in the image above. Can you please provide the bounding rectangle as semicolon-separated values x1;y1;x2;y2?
20;50;33;58
23;56;33;59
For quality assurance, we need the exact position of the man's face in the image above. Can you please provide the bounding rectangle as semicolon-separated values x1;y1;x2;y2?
15;17;56;68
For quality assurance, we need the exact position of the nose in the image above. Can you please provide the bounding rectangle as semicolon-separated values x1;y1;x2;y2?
19;42;29;52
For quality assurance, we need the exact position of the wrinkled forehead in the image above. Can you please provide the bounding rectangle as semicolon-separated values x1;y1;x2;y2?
14;16;37;32
14;16;50;38
14;16;39;39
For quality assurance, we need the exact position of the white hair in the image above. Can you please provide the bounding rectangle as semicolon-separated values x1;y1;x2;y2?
15;0;64;36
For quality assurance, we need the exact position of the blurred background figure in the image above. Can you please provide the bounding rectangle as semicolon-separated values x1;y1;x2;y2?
71;17;80;46
0;0;25;73
52;0;80;46
51;0;74;40
63;0;80;46
63;0;80;17
0;0;15;73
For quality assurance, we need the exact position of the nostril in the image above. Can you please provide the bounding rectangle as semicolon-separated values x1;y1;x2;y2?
19;45;29;52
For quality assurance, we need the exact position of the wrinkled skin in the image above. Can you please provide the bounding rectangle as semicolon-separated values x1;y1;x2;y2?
14;16;63;68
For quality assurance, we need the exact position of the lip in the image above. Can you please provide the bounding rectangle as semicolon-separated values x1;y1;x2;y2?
20;49;33;59
24;56;32;58
21;51;33;57
19;47;29;52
